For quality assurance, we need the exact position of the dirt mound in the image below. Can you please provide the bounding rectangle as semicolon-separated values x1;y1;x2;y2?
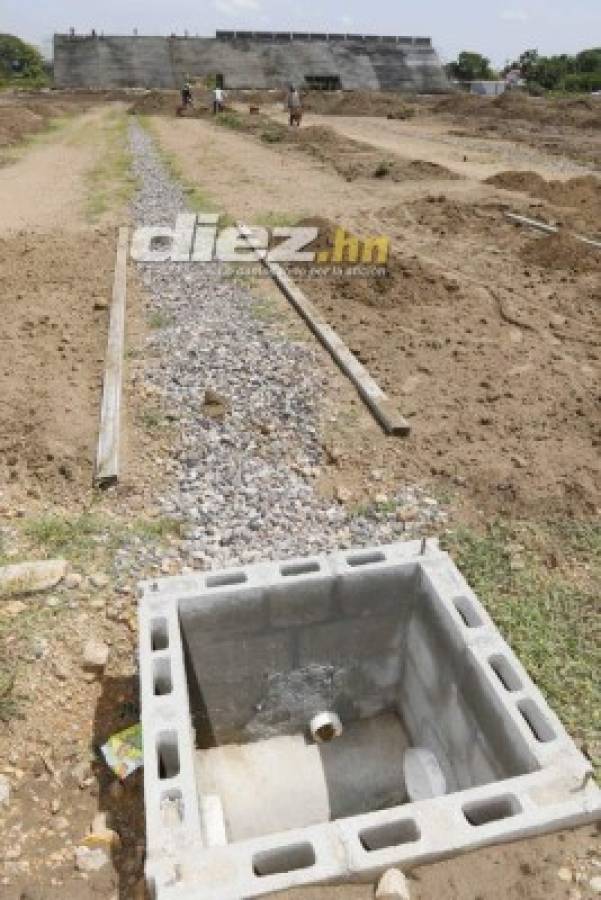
128;90;212;117
0;106;44;147
520;231;601;272
0;92;101;148
250;117;457;183
397;193;488;235
303;90;417;119
296;216;460;308
436;90;601;131
486;171;601;231
434;92;489;115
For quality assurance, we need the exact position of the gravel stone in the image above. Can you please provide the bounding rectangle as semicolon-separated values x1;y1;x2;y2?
122;123;444;580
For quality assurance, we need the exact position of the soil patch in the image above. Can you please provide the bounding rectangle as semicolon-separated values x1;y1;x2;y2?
302;89;417;119
436;90;601;130
0;92;100;148
520;231;601;272
0;232;116;504
297;216;461;306
225;113;458;183
289;217;601;519
486;171;601;232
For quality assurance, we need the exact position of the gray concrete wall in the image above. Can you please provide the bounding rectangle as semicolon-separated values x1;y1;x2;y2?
179;564;418;748
53;34;449;91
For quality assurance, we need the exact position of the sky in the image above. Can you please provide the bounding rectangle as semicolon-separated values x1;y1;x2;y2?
2;0;600;67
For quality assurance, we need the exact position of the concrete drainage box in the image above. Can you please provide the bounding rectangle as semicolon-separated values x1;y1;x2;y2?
138;540;600;900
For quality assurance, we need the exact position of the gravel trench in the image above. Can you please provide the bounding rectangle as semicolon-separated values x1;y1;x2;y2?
122;122;442;576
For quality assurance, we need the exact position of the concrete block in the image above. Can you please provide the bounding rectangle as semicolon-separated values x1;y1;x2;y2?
138;541;601;900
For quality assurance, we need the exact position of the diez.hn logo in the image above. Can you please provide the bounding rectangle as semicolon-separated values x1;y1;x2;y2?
130;214;390;265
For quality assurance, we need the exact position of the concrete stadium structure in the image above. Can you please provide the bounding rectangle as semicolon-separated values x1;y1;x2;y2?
53;31;449;92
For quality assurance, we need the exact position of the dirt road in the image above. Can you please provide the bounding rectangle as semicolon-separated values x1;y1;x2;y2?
0;106;128;234
263;106;595;182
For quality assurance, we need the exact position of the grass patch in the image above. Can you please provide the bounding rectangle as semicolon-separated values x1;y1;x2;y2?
260;126;285;144
23;511;110;561
148;310;176;329
85;109;137;222
0;511;180;721
251;295;282;323
252;210;300;228
215;111;243;130
19;510;182;566
443;520;600;771
139;407;169;431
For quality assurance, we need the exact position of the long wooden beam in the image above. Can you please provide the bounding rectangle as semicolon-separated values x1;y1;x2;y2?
95;227;129;487
238;224;410;436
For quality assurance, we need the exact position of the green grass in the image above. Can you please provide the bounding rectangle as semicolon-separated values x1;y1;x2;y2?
214;111;243;130
252;210;301;228
260;127;285;144
139;407;168;431
0;511;181;721
19;510;181;565
22;511;110;562
85;109;137;222
148;310;176;329
443;520;600;771
251;295;282;323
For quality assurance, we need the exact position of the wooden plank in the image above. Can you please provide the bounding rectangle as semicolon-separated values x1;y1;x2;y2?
505;212;601;250
95;227;129;487
237;224;410;436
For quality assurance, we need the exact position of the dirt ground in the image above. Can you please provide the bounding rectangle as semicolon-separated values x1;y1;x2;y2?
150;110;601;522
0;90;599;900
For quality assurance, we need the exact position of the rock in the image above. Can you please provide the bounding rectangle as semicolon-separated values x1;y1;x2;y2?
4;600;26;616
0;559;67;598
84;812;121;850
335;485;351;503
558;868;574;883
82;639;110;672
550;314;567;328
64;573;83;590
89;573;110;589
202;388;228;419
0;774;10;807
376;868;411;899
74;845;110;873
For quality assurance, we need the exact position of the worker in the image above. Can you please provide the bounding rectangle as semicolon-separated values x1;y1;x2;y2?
213;85;225;114
287;84;302;127
181;80;193;108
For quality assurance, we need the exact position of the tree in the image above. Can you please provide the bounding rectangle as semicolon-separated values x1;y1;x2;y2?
517;49;539;79
574;48;601;74
0;34;46;84
446;51;495;82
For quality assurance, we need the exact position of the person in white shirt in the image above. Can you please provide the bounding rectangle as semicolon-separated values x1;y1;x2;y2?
286;85;303;126
213;86;225;114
